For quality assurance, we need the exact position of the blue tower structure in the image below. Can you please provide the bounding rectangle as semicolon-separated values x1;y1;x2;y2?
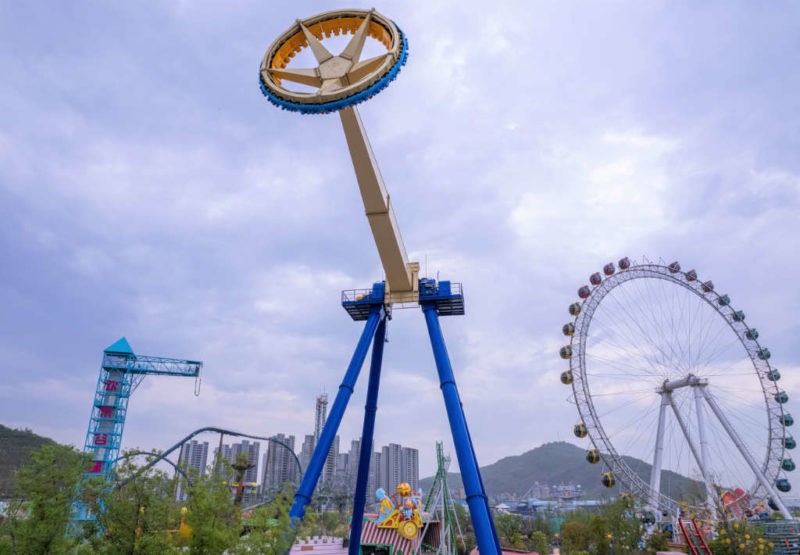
71;338;202;526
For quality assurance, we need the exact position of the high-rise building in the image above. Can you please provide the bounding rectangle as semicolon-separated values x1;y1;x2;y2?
323;435;340;484
175;439;209;501
262;434;297;493
382;443;402;493
300;434;315;472
347;439;361;487
218;440;260;484
366;451;382;503
401;447;419;490
335;452;348;484
314;394;328;443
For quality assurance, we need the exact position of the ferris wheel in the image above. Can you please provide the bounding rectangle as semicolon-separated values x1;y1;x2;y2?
558;257;795;519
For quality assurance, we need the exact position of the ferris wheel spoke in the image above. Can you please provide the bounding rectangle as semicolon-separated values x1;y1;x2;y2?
691;323;738;373
569;261;780;516
693;336;747;376
605;288;681;373
593;300;672;377
589;317;673;377
585;353;664;381
639;276;686;370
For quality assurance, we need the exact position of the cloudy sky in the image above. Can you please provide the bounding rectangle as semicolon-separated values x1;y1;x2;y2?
1;1;799;480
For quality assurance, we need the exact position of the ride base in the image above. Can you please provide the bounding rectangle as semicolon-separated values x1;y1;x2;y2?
290;279;501;555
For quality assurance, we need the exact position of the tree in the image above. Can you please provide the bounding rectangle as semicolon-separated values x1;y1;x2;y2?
561;521;592;554
0;444;88;554
321;511;342;536
530;530;548;555
183;457;240;554
83;453;182;554
233;486;295;555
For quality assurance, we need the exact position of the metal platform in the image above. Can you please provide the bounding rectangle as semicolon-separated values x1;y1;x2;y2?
341;280;464;320
342;283;386;321
418;279;464;316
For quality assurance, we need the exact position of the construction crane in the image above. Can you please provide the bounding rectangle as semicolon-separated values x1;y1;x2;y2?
70;337;202;528
259;9;500;554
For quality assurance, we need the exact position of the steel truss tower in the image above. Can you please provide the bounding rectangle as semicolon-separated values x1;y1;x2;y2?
70;337;202;528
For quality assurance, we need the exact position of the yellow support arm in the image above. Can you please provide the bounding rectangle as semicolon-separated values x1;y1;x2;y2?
339;106;419;302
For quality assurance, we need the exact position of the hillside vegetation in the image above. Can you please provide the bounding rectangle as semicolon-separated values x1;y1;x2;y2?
0;424;56;496
420;441;703;501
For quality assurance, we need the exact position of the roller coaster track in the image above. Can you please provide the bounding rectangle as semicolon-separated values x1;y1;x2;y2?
118;426;302;489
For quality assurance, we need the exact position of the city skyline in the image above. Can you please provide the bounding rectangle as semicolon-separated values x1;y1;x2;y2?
173;393;421;499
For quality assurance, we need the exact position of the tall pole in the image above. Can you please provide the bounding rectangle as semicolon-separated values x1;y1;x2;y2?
650;393;669;511
693;386;714;509
289;306;383;523
349;314;388;554
422;303;501;554
666;392;715;509
701;386;793;520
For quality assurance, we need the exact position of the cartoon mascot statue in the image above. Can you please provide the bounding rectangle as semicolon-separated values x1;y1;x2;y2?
375;483;423;539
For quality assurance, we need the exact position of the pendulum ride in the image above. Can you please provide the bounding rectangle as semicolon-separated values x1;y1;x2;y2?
258;9;502;554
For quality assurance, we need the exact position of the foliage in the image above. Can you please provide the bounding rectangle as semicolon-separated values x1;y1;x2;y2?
297;509;322;538
0;425;57;497
233;486;295;555
82;453;182;554
183;457;241;554
645;530;669;552
0;446;304;555
530;530;548;554
707;520;774;555
0;443;88;554
561;521;592;553
452;503;475;554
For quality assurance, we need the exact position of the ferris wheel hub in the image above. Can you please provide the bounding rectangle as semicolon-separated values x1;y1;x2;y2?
660;375;708;393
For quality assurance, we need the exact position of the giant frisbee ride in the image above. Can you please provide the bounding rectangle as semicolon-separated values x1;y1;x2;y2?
258;9;501;554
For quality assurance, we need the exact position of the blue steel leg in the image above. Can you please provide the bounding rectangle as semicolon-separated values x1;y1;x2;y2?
421;303;501;555
349;314;388;554
289;305;384;523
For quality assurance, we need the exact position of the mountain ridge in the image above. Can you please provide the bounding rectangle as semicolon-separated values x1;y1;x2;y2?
419;441;703;501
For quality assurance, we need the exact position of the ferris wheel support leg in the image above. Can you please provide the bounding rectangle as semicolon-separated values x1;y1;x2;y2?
667;392;715;511
349;313;388;555
649;393;669;512
289;306;384;524
700;386;794;520
693;386;715;510
422;303;502;555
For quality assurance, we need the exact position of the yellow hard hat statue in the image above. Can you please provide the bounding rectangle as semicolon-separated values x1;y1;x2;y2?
375;484;423;540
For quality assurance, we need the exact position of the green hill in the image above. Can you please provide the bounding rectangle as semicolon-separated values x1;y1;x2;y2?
420;441;703;502
0;424;57;496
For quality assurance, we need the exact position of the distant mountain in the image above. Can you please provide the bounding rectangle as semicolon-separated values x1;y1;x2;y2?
420;441;703;501
0;424;57;497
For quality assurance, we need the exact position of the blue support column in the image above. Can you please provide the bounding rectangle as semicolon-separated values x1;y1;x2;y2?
349;314;388;554
289;305;384;523
421;303;501;555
